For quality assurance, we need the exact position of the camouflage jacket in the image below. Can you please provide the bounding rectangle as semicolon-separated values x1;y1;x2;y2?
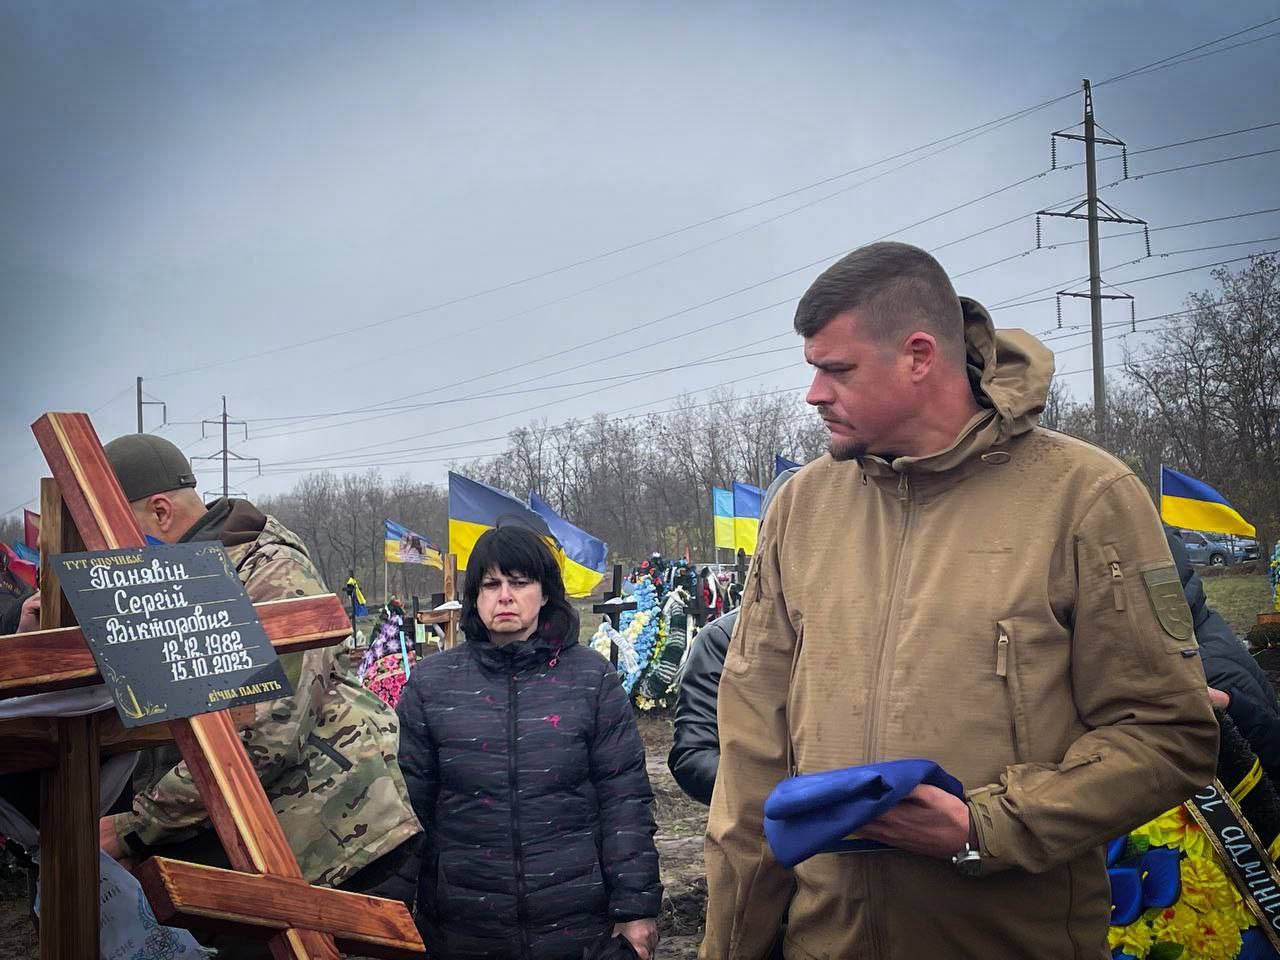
111;503;422;885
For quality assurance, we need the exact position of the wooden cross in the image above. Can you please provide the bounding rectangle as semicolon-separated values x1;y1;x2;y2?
591;564;637;667
415;553;460;649
0;412;425;960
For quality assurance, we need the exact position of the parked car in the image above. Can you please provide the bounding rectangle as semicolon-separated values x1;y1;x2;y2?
1205;533;1259;562
1179;530;1233;567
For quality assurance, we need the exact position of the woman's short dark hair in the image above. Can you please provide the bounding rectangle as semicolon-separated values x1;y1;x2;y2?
459;525;579;645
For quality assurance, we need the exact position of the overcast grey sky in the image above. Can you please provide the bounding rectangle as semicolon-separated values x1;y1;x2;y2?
3;1;1278;513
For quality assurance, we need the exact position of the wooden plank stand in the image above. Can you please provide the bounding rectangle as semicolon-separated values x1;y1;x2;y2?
1;412;425;960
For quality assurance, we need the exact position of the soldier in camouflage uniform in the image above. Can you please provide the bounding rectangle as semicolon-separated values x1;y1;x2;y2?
99;434;423;951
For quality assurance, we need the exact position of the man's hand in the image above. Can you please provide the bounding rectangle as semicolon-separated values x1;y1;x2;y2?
612;918;658;960
1208;687;1231;710
16;593;41;634
855;784;971;859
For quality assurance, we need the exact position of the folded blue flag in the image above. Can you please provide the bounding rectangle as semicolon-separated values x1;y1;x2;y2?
763;759;964;868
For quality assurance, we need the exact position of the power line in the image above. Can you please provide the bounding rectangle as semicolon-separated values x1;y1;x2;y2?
990;244;1280;310
1092;16;1280;87
1118;146;1280;183
145;18;1280;385
251;358;810;472
243;136;1277;444
147;96;1080;384
247;381;816;476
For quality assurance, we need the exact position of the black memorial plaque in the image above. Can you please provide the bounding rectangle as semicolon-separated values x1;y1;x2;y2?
51;542;292;727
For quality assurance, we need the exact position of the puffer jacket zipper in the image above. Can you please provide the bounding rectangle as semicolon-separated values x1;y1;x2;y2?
508;668;532;960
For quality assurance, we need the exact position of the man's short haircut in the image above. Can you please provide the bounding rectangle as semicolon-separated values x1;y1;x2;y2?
793;241;965;358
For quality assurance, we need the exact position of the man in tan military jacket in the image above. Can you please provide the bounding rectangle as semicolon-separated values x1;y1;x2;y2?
701;242;1218;959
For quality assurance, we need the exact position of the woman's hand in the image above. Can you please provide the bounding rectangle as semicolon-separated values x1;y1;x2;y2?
613;918;659;959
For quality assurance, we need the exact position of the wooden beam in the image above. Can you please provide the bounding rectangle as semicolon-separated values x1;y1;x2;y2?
32;414;341;960
37;476;100;960
443;553;457;649
0;706;255;774
0;594;351;699
136;858;424;959
30;412;421;959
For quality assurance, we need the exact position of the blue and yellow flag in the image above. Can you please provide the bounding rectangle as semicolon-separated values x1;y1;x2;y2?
344;575;368;617
775;454;802;478
529;492;607;598
1160;467;1255;538
712;487;735;550
733;481;764;555
385;519;444;569
448;472;591;598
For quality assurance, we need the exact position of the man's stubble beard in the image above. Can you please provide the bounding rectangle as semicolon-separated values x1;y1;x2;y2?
829;438;869;463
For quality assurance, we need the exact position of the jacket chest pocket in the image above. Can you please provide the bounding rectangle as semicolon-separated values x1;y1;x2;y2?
995;619;1028;764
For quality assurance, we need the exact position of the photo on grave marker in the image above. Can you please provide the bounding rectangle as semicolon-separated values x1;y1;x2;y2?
51;541;292;727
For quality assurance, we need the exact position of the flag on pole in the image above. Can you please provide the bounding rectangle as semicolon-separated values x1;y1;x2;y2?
712;488;735;550
344;574;368;617
775;454;803;478
23;510;39;551
448;472;564;575
1160;467;1255;538
733;481;764;555
528;492;607;598
384;519;444;569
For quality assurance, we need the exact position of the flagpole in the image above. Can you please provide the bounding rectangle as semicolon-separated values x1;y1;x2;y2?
1159;464;1165;528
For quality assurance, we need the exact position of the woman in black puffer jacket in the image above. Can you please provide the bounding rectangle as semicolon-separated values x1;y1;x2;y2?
397;525;662;960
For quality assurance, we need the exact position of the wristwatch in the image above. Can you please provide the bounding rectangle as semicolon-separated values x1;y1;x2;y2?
951;841;982;877
951;814;982;877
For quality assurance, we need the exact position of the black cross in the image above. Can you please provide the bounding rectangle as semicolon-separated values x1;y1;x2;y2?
591;564;637;667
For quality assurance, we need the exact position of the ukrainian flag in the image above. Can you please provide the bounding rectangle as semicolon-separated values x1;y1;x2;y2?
775;454;802;478
1160;466;1255;538
713;488;735;550
529;492;607;598
733;481;764;555
384;519;444;569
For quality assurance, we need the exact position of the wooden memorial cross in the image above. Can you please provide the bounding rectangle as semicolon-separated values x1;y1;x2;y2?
2;412;425;960
592;564;637;667
416;553;460;649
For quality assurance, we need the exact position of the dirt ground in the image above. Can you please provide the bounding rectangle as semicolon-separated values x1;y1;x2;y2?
0;711;707;959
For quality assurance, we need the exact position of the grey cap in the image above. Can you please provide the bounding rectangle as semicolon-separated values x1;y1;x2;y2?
103;434;198;502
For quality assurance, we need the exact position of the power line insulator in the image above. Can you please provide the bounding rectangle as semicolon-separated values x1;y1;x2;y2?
1035;216;1042;249
1122;146;1129;180
1130;300;1137;332
1050;137;1057;170
1144;225;1152;258
1056;295;1063;330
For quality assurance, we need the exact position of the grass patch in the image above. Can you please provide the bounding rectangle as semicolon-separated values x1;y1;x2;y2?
1203;573;1273;636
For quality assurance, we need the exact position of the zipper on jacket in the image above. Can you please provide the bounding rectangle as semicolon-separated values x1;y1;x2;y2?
863;471;913;960
995;627;1010;678
1105;547;1126;609
865;472;912;759
507;670;532;960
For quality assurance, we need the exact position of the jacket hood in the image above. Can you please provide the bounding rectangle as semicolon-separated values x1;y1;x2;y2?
179;497;271;548
862;296;1054;479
